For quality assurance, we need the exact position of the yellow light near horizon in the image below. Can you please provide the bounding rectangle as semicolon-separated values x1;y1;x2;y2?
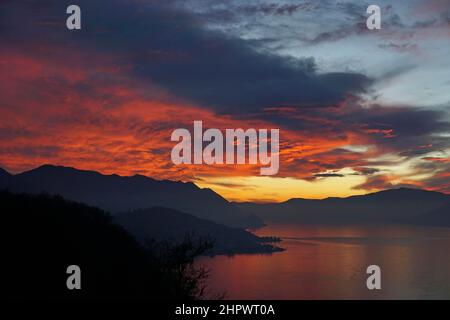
194;175;368;203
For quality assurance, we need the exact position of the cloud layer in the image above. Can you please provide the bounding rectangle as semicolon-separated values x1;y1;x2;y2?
0;0;449;200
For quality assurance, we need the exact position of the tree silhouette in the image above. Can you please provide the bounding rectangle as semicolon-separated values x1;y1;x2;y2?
0;190;212;300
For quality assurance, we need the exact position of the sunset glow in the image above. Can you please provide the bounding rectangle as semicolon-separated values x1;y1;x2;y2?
1;0;449;202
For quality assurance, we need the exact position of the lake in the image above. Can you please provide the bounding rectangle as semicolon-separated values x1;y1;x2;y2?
198;224;450;299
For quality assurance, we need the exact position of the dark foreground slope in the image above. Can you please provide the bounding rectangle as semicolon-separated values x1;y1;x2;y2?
115;208;282;255
0;191;209;300
1;165;262;228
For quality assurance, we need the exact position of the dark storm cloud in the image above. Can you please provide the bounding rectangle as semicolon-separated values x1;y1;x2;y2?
237;3;314;16
283;148;368;180
252;100;450;169
273;103;449;156
352;107;450;153
0;0;370;113
313;173;345;178
352;167;380;176
358;108;448;135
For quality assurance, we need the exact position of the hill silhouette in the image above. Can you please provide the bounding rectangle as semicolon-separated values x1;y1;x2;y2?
0;167;11;186
0;191;212;299
0;165;262;228
115;207;282;255
237;188;450;226
410;203;450;227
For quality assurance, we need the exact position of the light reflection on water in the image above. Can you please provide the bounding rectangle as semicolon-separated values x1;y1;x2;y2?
198;224;450;299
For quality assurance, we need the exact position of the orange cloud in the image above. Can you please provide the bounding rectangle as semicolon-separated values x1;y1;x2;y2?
1;42;449;201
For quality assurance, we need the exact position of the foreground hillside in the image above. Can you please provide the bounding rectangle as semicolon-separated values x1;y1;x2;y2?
0;191;210;299
115;208;282;255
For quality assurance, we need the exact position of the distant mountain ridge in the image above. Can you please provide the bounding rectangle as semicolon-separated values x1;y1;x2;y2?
237;188;450;226
0;165;262;228
0;167;12;186
3;165;449;228
410;203;450;227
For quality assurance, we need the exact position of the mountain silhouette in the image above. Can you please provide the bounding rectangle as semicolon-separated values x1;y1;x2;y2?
410;202;450;227
0;165;262;228
237;188;450;226
0;167;12;186
0;191;211;299
115;207;282;255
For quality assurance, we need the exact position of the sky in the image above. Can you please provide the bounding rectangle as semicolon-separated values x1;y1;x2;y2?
0;0;449;202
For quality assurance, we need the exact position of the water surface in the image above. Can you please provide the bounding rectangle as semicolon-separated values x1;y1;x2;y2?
199;224;450;299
